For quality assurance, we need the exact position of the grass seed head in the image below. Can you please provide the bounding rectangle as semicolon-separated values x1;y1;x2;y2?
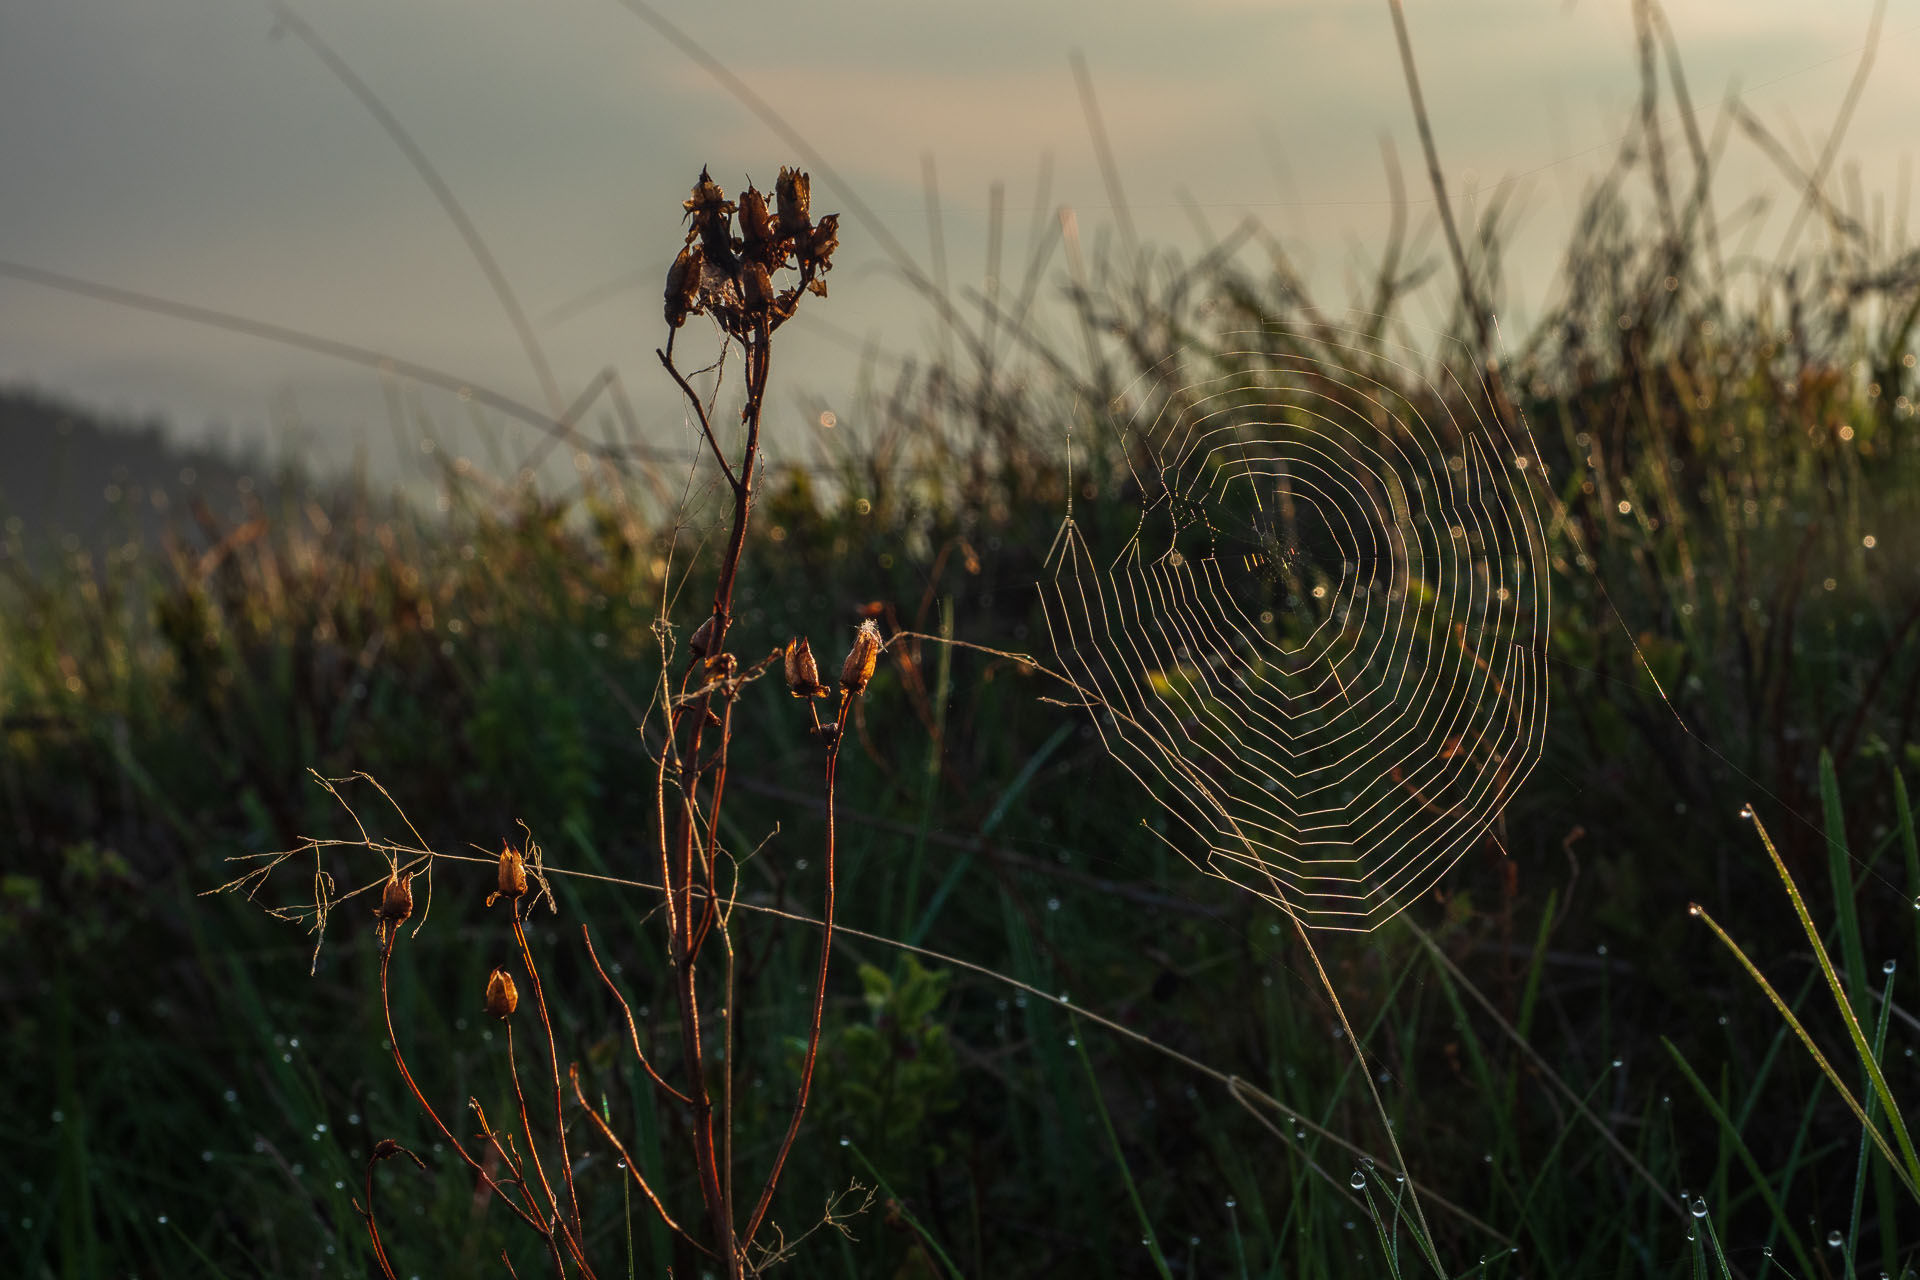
839;619;881;696
485;966;519;1020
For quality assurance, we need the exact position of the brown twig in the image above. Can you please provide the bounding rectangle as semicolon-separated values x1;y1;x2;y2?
744;694;854;1245
505;1020;564;1231
509;910;584;1238
567;1065;715;1257
580;925;694;1105
377;943;550;1237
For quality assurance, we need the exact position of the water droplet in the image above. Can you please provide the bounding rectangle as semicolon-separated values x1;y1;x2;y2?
1739;805;1753;821
1224;1197;1237;1209
157;1215;168;1225
1828;1230;1844;1249
616;1160;626;1170
1884;959;1897;975
1066;1037;1077;1047
1761;1247;1773;1259
1394;1173;1406;1184
1046;898;1060;912
1611;1057;1623;1069
1690;1197;1707;1218
1350;1171;1367;1189
838;1136;850;1147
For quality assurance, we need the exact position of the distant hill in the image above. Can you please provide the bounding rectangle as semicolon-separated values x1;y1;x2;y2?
0;386;299;552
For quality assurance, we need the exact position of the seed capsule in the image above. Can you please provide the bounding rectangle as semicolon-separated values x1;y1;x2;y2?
807;213;840;269
687;613;717;658
493;844;528;904
775;167;811;238
377;869;414;927
664;244;703;329
485;967;519;1020
737;185;775;259
784;636;825;697
839;619;881;695
741;260;775;312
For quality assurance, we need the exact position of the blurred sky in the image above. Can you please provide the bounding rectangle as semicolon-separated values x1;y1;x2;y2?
0;0;1914;482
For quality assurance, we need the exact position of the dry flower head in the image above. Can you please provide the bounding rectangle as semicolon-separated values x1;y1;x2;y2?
485;966;519;1020
839;620;882;696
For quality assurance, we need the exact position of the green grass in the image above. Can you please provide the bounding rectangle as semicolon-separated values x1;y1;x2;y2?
5;67;1920;1278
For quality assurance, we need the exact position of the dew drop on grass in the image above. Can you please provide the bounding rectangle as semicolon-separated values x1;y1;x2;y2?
1884;959;1897;975
1828;1231;1844;1248
1225;1197;1237;1209
838;1136;849;1147
1350;1171;1366;1189
1611;1057;1623;1069
1690;1198;1706;1218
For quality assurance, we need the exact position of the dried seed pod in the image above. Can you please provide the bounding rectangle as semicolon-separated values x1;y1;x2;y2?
371;1137;402;1162
682;166;734;227
485;966;519;1020
377;868;414;927
784;636;824;697
741;260;775;313
807;213;840;269
493;844;528;904
775;167;812;239
737;185;775;259
687;613;717;658
665;244;703;329
683;167;739;273
839;619;881;695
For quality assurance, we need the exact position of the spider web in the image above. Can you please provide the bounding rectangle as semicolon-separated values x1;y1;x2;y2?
1041;324;1550;931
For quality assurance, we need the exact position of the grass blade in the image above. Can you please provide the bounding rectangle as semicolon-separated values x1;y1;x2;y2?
1688;898;1918;1200
1744;809;1920;1195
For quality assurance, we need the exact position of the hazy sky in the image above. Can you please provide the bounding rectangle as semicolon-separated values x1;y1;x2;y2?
1;0;1913;480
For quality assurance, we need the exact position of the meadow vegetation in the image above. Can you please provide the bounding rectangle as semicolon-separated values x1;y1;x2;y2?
4;12;1920;1277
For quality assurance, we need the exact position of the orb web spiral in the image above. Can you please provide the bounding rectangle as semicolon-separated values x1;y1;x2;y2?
1041;325;1550;931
